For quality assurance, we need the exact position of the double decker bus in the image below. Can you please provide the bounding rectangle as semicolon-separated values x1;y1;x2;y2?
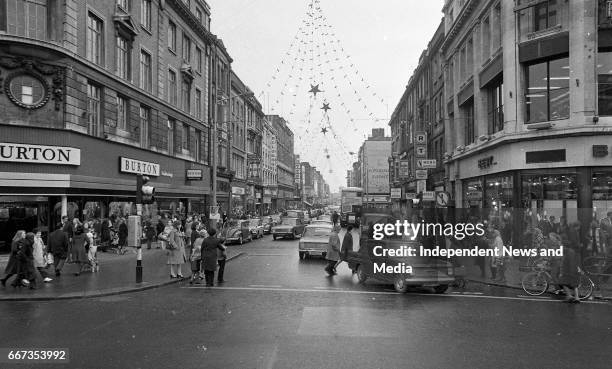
340;187;363;227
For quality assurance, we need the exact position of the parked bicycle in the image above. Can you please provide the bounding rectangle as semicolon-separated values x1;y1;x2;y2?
521;258;594;300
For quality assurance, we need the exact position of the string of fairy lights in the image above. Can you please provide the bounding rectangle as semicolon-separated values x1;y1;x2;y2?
262;0;387;186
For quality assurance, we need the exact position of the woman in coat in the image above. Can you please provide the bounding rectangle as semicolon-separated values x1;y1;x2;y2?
1;230;26;287
145;220;156;250
118;218;128;248
325;225;341;276
70;225;91;276
18;233;37;288
201;228;226;287
167;221;186;279
33;229;53;283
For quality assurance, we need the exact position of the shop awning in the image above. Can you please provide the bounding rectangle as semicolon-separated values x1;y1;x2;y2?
303;201;312;207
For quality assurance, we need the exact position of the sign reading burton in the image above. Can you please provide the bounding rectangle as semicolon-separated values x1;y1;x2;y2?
0;143;81;165
119;157;160;176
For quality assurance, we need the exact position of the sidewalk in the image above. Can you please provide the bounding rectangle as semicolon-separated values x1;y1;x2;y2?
462;256;612;300
0;243;244;301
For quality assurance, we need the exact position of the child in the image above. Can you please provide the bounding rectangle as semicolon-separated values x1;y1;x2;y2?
190;228;207;284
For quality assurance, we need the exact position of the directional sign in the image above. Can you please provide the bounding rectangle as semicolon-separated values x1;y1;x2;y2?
436;191;450;207
415;132;427;145
416;159;437;169
422;191;435;201
390;188;402;199
415;145;427;158
415;169;428;180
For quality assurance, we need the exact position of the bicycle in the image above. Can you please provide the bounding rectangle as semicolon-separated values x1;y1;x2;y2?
521;259;594;300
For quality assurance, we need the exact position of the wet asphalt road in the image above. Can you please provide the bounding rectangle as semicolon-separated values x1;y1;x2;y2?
0;233;611;369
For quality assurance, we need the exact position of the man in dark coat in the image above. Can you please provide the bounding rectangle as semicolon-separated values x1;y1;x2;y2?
17;233;37;288
332;211;339;226
335;225;353;271
201;228;226;287
48;223;70;276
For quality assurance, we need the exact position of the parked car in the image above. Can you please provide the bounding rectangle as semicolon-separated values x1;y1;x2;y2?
262;216;275;234
220;219;252;245
272;217;306;240
285;210;305;222
310;219;333;226
298;224;333;259
248;218;264;239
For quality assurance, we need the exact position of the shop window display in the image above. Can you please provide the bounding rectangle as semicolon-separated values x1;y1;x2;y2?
521;174;577;224
592;171;612;222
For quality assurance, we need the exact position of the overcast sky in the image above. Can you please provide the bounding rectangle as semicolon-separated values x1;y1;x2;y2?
207;0;444;192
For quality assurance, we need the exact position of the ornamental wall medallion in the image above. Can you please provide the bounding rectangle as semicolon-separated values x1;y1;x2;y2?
4;71;50;110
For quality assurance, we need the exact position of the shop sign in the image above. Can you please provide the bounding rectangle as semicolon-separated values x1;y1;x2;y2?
416;159;436;169
120;157;159;176
422;191;435;201
186;169;203;180
390;188;402;199
416;179;427;193
255;193;261;199
415;132;427;145
264;189;272;196
399;160;410;179
405;192;417;200
593;145;608;158
161;171;174;178
0;143;81;166
263;196;272;204
415;169;428;180
232;186;245;195
478;156;495;169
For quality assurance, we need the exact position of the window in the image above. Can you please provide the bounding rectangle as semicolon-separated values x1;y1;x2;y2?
139;105;150;147
140;49;152;92
200;129;209;164
115;36;130;79
168;20;177;51
168;69;177;105
196;46;202;73
194;129;200;160
182;123;189;153
462;98;474;145
7;74;46;108
533;0;557;32
117;0;129;11
488;80;504;134
1;0;47;38
141;0;151;30
195;88;202;119
525;56;569;123
196;7;202;23
182;80;191;113
466;38;473;78
518;0;567;38
167;118;174;154
116;95;128;130
87;13;103;65
482;17;490;61
182;33;191;62
598;51;612;116
87;83;101;137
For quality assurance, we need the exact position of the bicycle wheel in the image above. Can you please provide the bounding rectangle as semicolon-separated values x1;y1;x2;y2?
577;274;594;300
522;272;548;296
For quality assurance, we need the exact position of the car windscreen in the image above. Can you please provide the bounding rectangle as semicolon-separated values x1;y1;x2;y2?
249;220;260;226
303;227;331;238
281;219;297;226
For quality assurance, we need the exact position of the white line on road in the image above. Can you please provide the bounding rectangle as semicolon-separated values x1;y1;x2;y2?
249;285;283;288
313;286;343;290
517;295;552;299
247;254;292;256
181;286;609;304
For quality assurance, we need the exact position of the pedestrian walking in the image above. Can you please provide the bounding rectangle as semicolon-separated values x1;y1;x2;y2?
332;211;339;227
201;228;226;287
118;218;128;249
556;238;581;303
335;225;353;271
217;235;228;284
189;228;207;284
32;229;53;283
100;218;112;251
0;230;26;287
488;226;506;283
16;233;37;289
145;220;156;250
70;225;91;276
325;225;341;276
48;223;70;276
166;221;186;279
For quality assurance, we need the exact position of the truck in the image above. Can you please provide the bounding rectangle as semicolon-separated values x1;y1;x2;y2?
340;187;363;227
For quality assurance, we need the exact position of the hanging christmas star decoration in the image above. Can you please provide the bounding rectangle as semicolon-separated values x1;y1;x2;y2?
309;84;322;97
321;127;328;135
321;102;331;112
326;154;330;159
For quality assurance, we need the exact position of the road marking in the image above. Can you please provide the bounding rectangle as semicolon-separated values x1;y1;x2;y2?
181;286;609;304
313;286;343;290
249;285;283;288
247;254;292;256
517;295;551;299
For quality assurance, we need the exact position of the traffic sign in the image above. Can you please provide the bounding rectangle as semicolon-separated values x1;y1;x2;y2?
415;169;428;180
415;132;427;145
416;180;426;193
436;191;450;207
416;159;437;169
405;192;417;200
390;188;402;199
422;191;435;201
415;145;427;158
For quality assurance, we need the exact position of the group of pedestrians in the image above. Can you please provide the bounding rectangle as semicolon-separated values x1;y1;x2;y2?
324;225;353;277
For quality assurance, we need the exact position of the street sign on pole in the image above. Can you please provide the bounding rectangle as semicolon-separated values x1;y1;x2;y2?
390;188;402;199
415;132;427;145
416;159;437;169
415;145;427;158
405;192;417;200
416;180;426;194
436;191;450;207
415;169;428;180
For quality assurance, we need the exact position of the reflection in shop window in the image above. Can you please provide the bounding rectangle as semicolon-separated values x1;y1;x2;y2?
592;171;612;222
597;51;612;116
522;174;577;224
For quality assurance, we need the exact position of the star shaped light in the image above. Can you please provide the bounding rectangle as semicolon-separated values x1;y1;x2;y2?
321;102;331;112
309;84;322;97
321;127;328;135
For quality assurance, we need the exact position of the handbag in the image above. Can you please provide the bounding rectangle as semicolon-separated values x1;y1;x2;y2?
166;232;177;250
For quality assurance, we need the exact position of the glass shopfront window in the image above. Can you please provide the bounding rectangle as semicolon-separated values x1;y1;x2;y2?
592;171;612;223
521;174;577;224
463;179;483;209
0;198;49;252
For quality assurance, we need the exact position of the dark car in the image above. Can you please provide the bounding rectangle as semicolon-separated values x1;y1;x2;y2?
262;216;275;234
220;220;252;245
272;217;306;240
248;218;264;239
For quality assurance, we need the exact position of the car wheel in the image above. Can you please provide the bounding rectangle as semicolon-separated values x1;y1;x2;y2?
273;235;277;240
433;285;449;294
356;265;367;284
394;278;408;293
322;252;326;259
248;234;252;242
299;252;306;260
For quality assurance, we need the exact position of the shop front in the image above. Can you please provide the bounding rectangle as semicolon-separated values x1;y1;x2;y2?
231;184;247;217
0;126;212;252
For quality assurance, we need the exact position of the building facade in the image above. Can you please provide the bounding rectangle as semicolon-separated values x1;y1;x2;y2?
267;115;295;210
229;70;248;215
359;128;392;206
246;88;264;215
0;0;215;250
261;116;277;213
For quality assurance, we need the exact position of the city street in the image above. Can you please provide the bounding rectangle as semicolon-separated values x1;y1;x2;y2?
1;233;610;369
